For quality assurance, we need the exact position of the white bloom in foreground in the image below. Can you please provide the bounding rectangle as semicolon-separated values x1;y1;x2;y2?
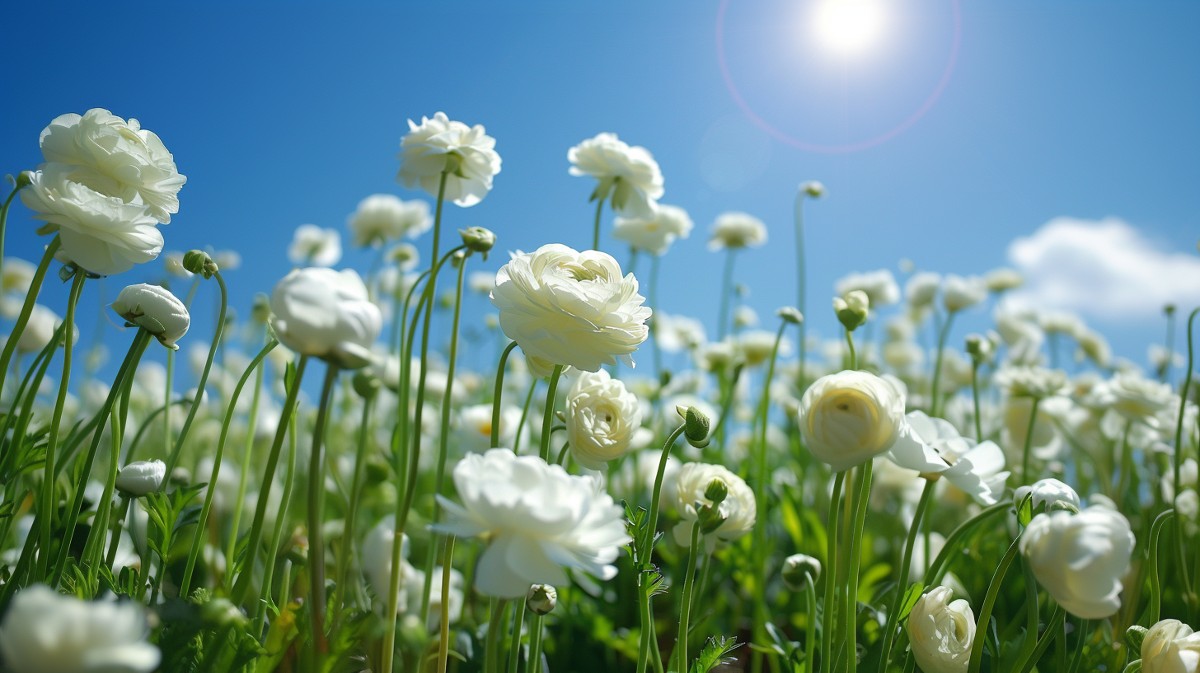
1142;619;1200;673
568;132;664;219
490;244;651;374
1014;478;1080;512
0;584;160;673
906;586;975;673
37;108;185;224
287;224;342;267
270;268;383;369
433;449;630;598
397;112;501;207
565;370;642;470
111;283;190;350
1021;507;1135;618
942;274;987;313
708;211;767;251
612;203;693;256
670;462;756;548
21;163;162;276
116;460;167;496
348;194;432;247
888;411;1009;505
798;370;905;472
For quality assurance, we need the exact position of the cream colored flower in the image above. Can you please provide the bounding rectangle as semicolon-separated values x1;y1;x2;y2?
1142;619;1200;673
669;462;756;547
612;204;693;255
888;411;1009;505
798;370;905;472
490;244;651;375
453;403;521;453
347;194;431;247
565;370;642;470
288;223;342;267
111;283;190;350
116;460;167;496
1021;507;1134;619
397;112;501;207
434;449;630;598
15;304;64;354
906;272;941;308
907;586;974;673
270;267;382;369
942;274;987;313
708;211;767;251
568;132;664;219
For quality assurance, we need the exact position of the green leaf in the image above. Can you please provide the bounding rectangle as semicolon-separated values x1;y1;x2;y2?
690;636;740;673
897;582;925;623
1017;493;1034;527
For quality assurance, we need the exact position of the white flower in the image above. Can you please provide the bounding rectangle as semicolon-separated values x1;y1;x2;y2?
1103;371;1174;428
37;108;185;224
1020;507;1135;619
288;224;342;267
163;251;193;278
15;304;64;354
361;517;413;614
21;163;163;276
800;180;826;198
1;257;37;294
669;462;756;547
116;459;167;496
0;584;160;673
942;274;987;313
996;366;1068;399
568;132;664;219
612;204;693;255
906;586;975;673
655;313;707;353
1014;478;1080;512
984;267;1023;293
434;449;630;598
453;403;521;454
836;269;900;307
888;411;1009;505
565;370;642;470
397;112;501;207
1142;619;1200;673
270;267;383;369
489;244;651;375
798;370;905;472
347;194;432;247
906;271;941;308
111;283;190;350
708;211;767;251
738;329;791;367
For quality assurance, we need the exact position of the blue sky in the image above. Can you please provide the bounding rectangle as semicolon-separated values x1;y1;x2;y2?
3;0;1199;378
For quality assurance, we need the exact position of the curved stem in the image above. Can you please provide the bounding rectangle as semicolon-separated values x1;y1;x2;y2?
539;365;565;462
224;329;269;590
967;535;1023;673
751;321;788;671
877;480;935;671
1014;606;1065;673
306;362;341;667
821;472;846;673
923;502;1009;586
675;521;702;672
0;182;26;286
491;341;519;448
0;236;60;395
845;462;873;673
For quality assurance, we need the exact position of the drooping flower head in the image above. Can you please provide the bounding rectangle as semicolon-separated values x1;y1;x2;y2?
397;112;501;207
434;449;630;598
568;132;664;219
1020;506;1135;619
490;244;652;375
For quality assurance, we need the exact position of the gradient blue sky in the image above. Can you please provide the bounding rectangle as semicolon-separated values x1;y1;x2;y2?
3;1;1199;377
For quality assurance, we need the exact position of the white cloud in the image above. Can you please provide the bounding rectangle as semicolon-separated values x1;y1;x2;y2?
1007;217;1200;320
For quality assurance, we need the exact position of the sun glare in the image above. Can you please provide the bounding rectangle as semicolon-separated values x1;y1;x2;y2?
810;0;887;58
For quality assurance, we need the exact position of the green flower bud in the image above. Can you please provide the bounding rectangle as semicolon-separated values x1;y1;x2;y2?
677;405;710;448
703;478;728;505
782;553;822;591
15;171;34;189
526;583;558;615
833;290;869;332
352;371;382;399
183;250;219;279
201;597;248;628
460;226;496;257
251;293;272;325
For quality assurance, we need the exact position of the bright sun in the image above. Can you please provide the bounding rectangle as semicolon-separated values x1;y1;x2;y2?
810;0;887;58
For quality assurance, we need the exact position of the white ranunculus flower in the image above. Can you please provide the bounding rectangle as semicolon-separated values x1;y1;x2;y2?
798;370;906;472
361;517;414;614
16;304;64;354
270;267;383;369
37;108;185;224
568;132;664;219
737;329;791;367
21;163;163;276
907;586;975;673
288;223;342;267
655;313;707;353
1;257;37;294
1142;619;1200;673
942;274;987;313
0;584;160;673
347;194;432;248
1014;478;1080;512
1102;371;1175;428
397;112;501;207
670;462;756;548
888;411;1009;505
434;449;630;598
984;267;1023;292
489;244;651;375
612;203;693;255
565;370;642;470
906;271;941;308
836;269;901;307
708;211;767;251
111;283;190;350
1021;507;1135;619
453;403;521;454
116;459;167;496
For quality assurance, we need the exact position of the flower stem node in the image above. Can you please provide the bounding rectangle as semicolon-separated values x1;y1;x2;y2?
182;250;218;279
834;290;870;332
677;405;711;448
460;227;496;258
781;553;822;591
526;583;558;615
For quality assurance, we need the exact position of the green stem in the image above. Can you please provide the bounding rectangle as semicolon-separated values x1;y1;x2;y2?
877;480;935;672
1020;397;1042;486
1065;618;1089;673
81;392;127;586
966;535;1023;673
752;321;788;673
306;362;341;667
636;423;688;673
180;339;277;596
539;365;565;461
485;599;510;673
821;472;846;673
334;391;377;618
675;521;702;672
507;594;528;673
591;195;604;251
491;341;520;448
1145;509;1175;624
529;613;547;673
794;188;808;392
514;379;538;453
123;398;189;465
716;250;737;341
922;502;1009;586
845;462;873;673
437;536;457;673
929;311;957;417
1014;606;1065;673
805;575;818;673
0;236;59;396
224;329;269;590
649;254;664;385
845;329;857;371
1173;308;1198;604
104;497;132;568
230;354;310;605
252;402;300;633
0;182;25;287
970;360;984;440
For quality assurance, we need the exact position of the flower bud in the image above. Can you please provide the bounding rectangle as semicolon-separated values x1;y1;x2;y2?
200;597;248;628
776;307;804;325
111;283;191;350
1141;619;1200;672
352;371;382;399
800;181;825;198
833;290;869;332
116;460;167;497
680;406;711;448
526;584;557;615
781;553;822;591
703;478;729;505
182;250;219;279
460;226;496;257
15;170;34;189
965;333;994;364
1014;478;1081;519
251;293;271;325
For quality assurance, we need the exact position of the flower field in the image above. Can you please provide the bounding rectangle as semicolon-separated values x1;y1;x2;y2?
0;107;1197;673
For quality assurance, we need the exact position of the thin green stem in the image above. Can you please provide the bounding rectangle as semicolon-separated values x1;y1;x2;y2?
716;250;737;341
591;195;604;251
877;480;935;672
971;360;984;440
922;502;1010;586
539;365;565;462
491;341;520;448
821;472;846;673
675;521;702;672
751;321;788;673
485;599;510;673
306;362;341;667
514;379;538;453
1020;397;1042;486
0;182;26;285
224;329;269;590
967;535;1023;673
845;462;873;673
529;613;547;673
845;329;857;371
437;535;457;673
252;402;300;633
0;237;60;396
334;391;377;618
929;311;957;417
507;594;528;673
794;188;808;390
1015;606;1065;673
